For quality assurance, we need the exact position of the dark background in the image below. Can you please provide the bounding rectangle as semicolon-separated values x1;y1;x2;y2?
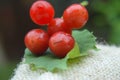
0;0;120;79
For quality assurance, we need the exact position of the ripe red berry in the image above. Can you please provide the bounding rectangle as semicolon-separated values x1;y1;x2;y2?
49;32;75;58
30;1;55;25
63;4;88;29
47;18;72;36
24;29;49;56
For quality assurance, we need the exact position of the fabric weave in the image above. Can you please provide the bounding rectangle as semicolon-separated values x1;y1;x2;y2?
11;44;120;80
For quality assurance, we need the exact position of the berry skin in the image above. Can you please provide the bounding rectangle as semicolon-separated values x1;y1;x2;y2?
30;1;55;25
48;18;72;36
24;29;49;56
63;4;88;29
49;32;75;58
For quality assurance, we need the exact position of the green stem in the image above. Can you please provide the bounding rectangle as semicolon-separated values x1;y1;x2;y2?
80;1;88;6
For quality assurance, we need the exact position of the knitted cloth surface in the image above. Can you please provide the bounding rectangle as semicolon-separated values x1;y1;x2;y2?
11;44;120;80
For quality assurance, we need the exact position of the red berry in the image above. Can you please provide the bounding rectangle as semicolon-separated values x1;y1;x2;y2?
48;18;72;36
24;29;49;56
30;1;55;25
49;32;75;58
63;4;88;29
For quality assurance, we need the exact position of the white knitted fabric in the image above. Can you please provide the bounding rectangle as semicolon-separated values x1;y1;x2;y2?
11;44;120;80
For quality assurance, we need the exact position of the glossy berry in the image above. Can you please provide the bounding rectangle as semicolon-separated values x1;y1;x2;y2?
30;1;55;25
48;18;72;36
63;4;88;29
24;29;49;56
49;32;75;58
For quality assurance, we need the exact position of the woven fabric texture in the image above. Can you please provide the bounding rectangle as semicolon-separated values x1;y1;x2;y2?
11;44;120;80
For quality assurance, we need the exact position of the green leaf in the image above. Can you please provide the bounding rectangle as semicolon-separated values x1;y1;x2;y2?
72;29;97;55
24;42;80;71
66;43;80;59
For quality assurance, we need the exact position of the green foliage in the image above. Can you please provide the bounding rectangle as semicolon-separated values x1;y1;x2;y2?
72;29;97;55
0;63;16;80
91;0;120;45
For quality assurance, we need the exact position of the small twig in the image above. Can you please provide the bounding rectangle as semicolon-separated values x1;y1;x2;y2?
80;1;89;6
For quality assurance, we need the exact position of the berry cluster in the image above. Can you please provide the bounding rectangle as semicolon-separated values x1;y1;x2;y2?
24;0;88;58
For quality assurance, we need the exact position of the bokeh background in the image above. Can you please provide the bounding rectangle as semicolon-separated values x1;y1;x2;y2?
0;0;120;79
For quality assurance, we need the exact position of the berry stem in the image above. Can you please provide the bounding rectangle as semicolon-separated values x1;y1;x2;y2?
80;1;88;6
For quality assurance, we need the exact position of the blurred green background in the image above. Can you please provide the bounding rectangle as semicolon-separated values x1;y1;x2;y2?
0;0;120;80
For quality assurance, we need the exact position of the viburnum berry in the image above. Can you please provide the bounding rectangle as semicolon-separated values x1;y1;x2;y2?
30;1;55;25
49;31;75;58
47;18;72;36
63;4;88;29
24;29;49;56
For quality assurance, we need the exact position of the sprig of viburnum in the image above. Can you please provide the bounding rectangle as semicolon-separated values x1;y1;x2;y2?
23;0;97;71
